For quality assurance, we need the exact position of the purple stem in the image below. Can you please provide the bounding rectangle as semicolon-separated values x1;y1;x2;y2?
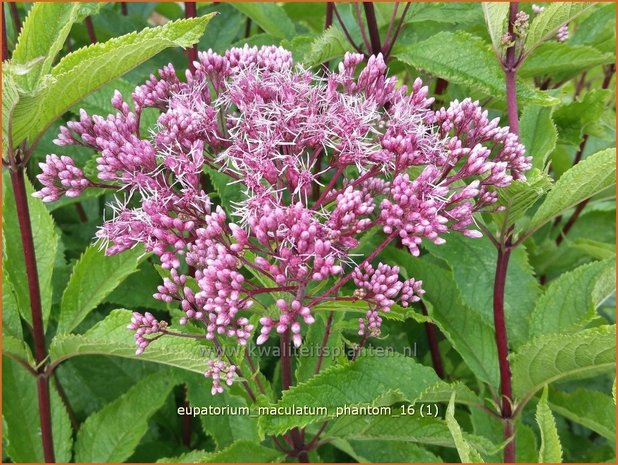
9;1;21;35
362;2;381;56
121;1;128;16
420;301;445;379
84;16;97;43
382;1;411;61
10;168;55;462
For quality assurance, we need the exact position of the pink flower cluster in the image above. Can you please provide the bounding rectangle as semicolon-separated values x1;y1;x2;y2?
35;45;529;393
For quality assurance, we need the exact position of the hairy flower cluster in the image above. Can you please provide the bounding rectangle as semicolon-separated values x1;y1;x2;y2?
36;45;529;394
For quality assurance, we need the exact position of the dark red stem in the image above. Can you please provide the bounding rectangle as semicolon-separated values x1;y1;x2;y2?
280;330;309;462
185;2;198;73
84;16;97;43
121;2;128;16
493;242;515;462
9;1;21;35
325;2;334;28
382;1;411;61
244;17;252;38
181;385;192;447
2;4;8;61
504;2;520;135
362;2;381;56
314;311;334;374
10;168;55;462
420;301;445;379
556;198;589;246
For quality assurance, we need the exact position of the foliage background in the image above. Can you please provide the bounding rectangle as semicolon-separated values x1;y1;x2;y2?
1;1;616;463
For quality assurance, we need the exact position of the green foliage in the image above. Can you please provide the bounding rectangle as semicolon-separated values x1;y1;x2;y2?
229;3;295;40
519;105;558;170
529;258;615;337
2;173;58;329
58;245;146;334
481;2;509;55
11;15;215;147
49;309;210;374
511;325;616;401
524;2;594;56
526;148;616;235
548;388;616;442
2;357;73;462
394;31;558;106
535;387;563;463
445;393;485;462
74;370;179;462
553;90;612;145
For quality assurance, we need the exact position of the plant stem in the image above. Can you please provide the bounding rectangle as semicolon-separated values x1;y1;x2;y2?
2;3;9;60
362;2;381;56
10;168;55;462
280;330;309;462
181;385;192;447
382;1;411;61
184;2;197;73
504;2;520;135
493;240;515;462
9;1;21;35
84;16;97;43
420;301;445;379
121;2;128;15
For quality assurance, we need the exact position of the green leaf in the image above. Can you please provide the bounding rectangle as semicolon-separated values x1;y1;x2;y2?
11;3;82;91
536;386;563;463
329;413;491;451
259;355;446;436
49;309;210;374
229;3;295;39
548;388;616;442
393;31;558;107
1;268;23;340
2;172;58;330
423;235;541;348
526;148;616;235
204;166;246;215
186;375;259;448
156;450;211;463
520;105;558;170
58;245;145;334
11;15;214;147
481;2;509;54
389;254;499;386
295;311;343;384
2;70;19;158
74;370;179;462
511;325;616;400
304;26;354;66
445;392;485;463
524;2;594;56
530;258;616;337
2;334;35;369
494;172;553;230
570;3;616;54
341;439;442;463
2;357;73;462
200;440;284;463
570;238;616;260
553;89;611;146
520;42;614;81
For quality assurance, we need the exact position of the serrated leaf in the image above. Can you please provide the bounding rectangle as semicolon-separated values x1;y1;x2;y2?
446;392;485;463
548;388;616;442
520;105;558;170
11;3;82;91
329;413;492;452
201;440;284;463
229;3;295;39
511;325;616;400
393;31;559;107
530;258;616;337
11;15;214;147
2;357;73;462
2;70;19;158
536;386;563;463
74;370;179;462
342;439;442;463
526;148;616;235
304;26;354;66
1;268;23;340
494;172;553;230
156;450;211;463
186;375;259;448
481;2;509;55
49;309;210;374
2;172;58;330
387;253;499;386
58;245;146;334
422;235;541;348
2;334;35;369
259;355;447;436
553;89;611;146
524;2;594;56
520;42;614;81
